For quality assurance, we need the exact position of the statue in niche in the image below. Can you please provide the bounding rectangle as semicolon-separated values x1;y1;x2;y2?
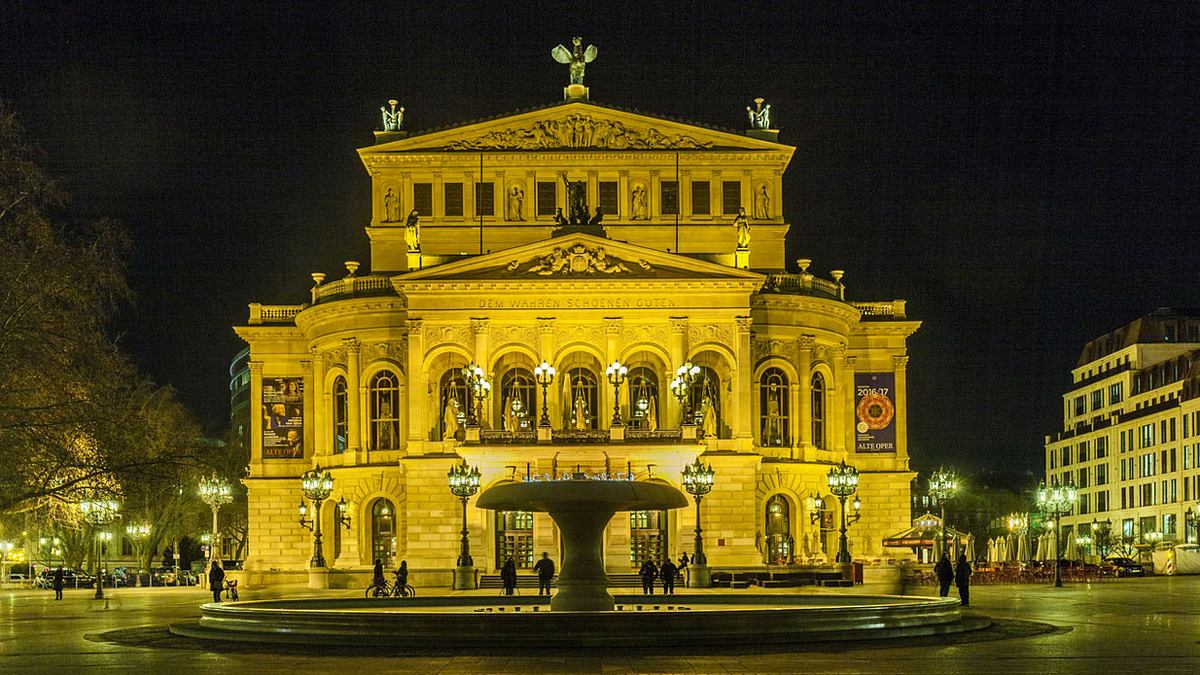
404;210;421;252
443;398;462;441
383;187;400;222
733;206;750;249
630;184;648;220
746;98;771;129
551;37;598;86
700;396;718;439
754;184;771;219
562;175;588;225
507;185;525;221
381;99;405;131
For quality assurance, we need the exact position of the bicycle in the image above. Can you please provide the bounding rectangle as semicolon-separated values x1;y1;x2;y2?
365;580;392;598
223;579;239;601
390;581;415;597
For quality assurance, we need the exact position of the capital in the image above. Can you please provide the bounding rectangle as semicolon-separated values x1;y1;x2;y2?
343;337;361;354
470;318;490;334
798;334;816;349
537;318;556;334
893;355;910;369
406;317;424;333
603;317;623;334
248;361;264;375
669;317;688;333
735;316;753;333
300;360;313;373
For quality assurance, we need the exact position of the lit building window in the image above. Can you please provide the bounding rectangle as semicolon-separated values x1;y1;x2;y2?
369;370;401;450
759;367;789;447
333;376;348;454
812;373;826;449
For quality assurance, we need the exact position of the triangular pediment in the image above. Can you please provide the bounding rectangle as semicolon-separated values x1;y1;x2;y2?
360;101;792;155
393;233;766;284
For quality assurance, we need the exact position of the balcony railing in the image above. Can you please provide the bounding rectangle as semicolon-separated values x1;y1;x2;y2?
247;303;304;325
851;300;907;319
762;273;842;300
313;274;396;304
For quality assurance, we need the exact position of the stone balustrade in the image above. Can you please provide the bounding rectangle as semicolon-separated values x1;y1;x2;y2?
247;303;305;325
851;300;907;319
313;274;395;304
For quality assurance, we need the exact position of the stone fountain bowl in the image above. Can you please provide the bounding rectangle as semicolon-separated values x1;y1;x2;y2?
477;479;689;611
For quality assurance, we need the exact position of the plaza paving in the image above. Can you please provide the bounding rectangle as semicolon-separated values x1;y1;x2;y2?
1;576;1198;673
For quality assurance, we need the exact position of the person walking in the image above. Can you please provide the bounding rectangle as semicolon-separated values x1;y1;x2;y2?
53;566;64;601
955;554;973;607
532;552;555;596
639;559;658;595
208;560;225;604
500;557;517;596
659;558;678;595
934;553;953;597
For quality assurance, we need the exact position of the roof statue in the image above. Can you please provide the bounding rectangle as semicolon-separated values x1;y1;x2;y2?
381;99;405;131
747;98;771;130
552;37;598;86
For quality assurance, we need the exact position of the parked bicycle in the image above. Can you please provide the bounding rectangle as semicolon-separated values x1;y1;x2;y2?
223;579;239;601
365;579;415;598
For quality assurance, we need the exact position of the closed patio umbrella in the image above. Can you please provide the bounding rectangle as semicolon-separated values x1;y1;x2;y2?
1017;533;1030;563
965;534;976;563
1064;535;1079;562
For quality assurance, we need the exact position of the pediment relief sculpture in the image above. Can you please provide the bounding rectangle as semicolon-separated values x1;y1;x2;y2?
444;113;713;151
507;243;651;276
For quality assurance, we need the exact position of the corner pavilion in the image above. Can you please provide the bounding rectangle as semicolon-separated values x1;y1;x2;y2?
235;83;921;588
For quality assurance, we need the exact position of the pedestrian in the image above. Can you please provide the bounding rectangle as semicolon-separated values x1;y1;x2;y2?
639;559;658;595
500;557;517;596
393;560;409;596
660;558;678;595
372;558;385;588
208;560;225;604
532;551;555;596
53;566;64;601
955;554;973;607
934;553;953;597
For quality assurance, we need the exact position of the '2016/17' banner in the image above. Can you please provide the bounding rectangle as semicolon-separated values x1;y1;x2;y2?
263;377;304;459
855;372;896;453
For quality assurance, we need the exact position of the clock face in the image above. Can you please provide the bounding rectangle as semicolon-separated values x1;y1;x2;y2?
856;393;895;430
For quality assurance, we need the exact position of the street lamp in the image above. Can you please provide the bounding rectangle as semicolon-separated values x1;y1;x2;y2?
828;461;861;578
927;468;959;561
1008;512;1029;563
534;361;556;428
807;494;825;525
605;361;628;427
126;524;150;586
1036;478;1078;588
448;459;481;590
198;474;233;568
299;466;334;568
79;497;120;599
1091;517;1113;558
0;541;12;588
461;363;486;427
334;496;353;530
682;458;715;587
673;362;701;424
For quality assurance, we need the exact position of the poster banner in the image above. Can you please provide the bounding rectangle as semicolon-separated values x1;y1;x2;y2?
263;377;304;459
855;372;897;453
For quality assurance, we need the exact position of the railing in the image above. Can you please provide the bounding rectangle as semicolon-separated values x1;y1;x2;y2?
479;430;538;445
625;429;684;443
762;273;843;300
851;300;907;319
313;275;396;304
247;303;305;325
552;430;613;444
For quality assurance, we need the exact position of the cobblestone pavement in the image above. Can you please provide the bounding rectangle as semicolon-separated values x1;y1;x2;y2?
1;576;1198;673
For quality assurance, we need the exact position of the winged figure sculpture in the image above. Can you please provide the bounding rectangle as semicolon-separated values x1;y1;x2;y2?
552;36;598;86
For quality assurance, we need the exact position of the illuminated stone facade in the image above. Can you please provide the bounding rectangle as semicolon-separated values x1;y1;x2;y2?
1045;309;1200;550
235;98;920;587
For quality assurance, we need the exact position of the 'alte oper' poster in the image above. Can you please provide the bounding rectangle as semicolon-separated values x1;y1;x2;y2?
855;372;896;453
263;377;303;459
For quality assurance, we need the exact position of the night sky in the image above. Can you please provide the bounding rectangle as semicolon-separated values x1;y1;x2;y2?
3;3;1197;482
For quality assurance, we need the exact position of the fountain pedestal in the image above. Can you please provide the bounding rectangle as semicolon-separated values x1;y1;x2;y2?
477;479;688;612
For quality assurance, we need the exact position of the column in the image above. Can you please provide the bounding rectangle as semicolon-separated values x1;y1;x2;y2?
650;170;661;222
249;361;264;468
603;318;622;430
432;172;443;220
617;170;630;220
741;170;752;215
680;169;692;219
310;350;326;458
668;317;687;427
797;336;814;450
830;345;845;454
406;319;426;446
537;319;556;424
893;355;910;461
843;353;857;455
733;317;753;441
345;339;362;461
587;170;598;214
472;318;490;429
401;173;413;220
301;359;314;461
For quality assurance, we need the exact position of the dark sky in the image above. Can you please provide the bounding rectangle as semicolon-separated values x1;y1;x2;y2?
3;3;1197;482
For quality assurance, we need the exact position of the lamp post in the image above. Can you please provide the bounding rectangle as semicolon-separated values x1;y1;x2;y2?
681;458;715;587
605;361;628;427
125;524;149;586
79;497;120;600
198;474;233;569
448;459;481;590
827;461;861;579
1091;517;1113;559
673;362;701;424
534;361;556;428
927;468;959;561
461;363;485;428
0;541;12;588
298;466;334;568
1036;478;1078;588
1007;512;1029;563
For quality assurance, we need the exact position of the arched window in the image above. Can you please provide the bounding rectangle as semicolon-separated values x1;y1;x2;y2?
369;371;401;450
688;366;722;438
564;366;599;430
439;370;468;441
630;510;668;567
765;495;792;564
496;510;534;569
812;372;826;449
371;499;397;566
499;368;536;432
760;367;789;447
332;376;348;454
628;366;659;431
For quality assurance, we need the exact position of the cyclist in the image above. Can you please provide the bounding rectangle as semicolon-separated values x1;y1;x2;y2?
393;559;409;596
372;558;385;590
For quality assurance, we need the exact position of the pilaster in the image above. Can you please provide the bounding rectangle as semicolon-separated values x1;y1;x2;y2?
734;317;753;443
797;335;814;453
345;339;362;463
406;319;426;446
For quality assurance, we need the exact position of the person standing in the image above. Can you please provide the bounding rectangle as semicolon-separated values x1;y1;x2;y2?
532;552;555;596
500;558;517;596
208;560;225;604
372;559;385;588
53;566;64;601
394;560;409;596
639;559;658;595
955;554;973;607
659;558;678;595
934;553;953;597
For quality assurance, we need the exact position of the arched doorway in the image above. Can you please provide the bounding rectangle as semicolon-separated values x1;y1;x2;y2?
630;509;668;567
765;494;793;564
627;366;660;430
370;498;397;566
439;369;468;441
495;510;534;569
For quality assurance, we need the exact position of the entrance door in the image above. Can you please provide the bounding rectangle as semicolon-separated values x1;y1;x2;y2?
496;511;534;569
630;510;668;566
